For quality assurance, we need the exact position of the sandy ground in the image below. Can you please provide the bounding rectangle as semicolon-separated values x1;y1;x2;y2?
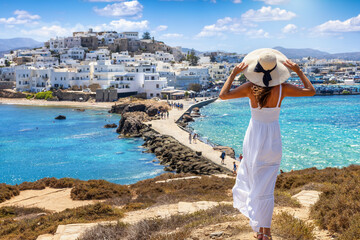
0;98;114;109
148;97;234;172
0;187;98;212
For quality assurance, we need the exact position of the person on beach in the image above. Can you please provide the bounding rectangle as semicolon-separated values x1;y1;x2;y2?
233;161;237;175
220;151;226;164
189;132;192;144
239;153;243;162
193;133;197;143
219;48;315;240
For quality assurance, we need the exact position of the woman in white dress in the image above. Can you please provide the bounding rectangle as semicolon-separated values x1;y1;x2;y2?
219;49;315;240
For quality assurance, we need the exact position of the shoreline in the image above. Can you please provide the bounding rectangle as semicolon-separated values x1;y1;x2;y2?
0;98;115;109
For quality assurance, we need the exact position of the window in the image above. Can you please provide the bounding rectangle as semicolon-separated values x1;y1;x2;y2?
156;84;159;88
150;93;153;97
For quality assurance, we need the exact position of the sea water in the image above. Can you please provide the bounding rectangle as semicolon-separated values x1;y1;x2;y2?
189;95;360;171
0;104;164;185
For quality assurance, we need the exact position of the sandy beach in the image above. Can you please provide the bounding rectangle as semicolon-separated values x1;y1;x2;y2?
0;98;115;109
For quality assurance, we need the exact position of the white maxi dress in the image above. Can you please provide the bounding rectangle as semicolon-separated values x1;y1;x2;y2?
232;84;283;232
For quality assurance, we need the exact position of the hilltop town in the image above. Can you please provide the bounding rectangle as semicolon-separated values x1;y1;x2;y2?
0;29;359;100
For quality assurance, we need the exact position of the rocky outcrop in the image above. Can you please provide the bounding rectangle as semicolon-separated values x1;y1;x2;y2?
75;109;85;112
104;123;117;128
142;130;227;175
182;114;194;123
116;112;150;137
0;89;27;98
109;102;166;117
55;115;66;120
213;146;236;159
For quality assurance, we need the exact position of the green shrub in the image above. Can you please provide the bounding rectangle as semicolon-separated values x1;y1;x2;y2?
272;211;315;240
34;91;53;100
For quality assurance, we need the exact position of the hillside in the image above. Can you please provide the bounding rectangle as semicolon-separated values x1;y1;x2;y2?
0;38;43;52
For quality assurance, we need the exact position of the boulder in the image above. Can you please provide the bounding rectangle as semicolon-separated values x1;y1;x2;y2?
75;109;85;112
123;103;147;113
55;115;66;120
182;114;194;123
146;106;158;117
0;89;27;98
104;123;117;128
116;112;149;137
213;146;236;159
192;107;200;113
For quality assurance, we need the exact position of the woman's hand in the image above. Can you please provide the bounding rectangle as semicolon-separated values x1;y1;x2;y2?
283;59;301;73
231;62;248;76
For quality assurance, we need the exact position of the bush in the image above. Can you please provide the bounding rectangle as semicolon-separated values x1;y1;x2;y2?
272;211;315;240
71;180;131;200
0;203;123;240
340;213;360;240
0;206;47;219
79;204;237;240
0;183;19;203
274;190;301;208
34;91;53;100
310;177;360;234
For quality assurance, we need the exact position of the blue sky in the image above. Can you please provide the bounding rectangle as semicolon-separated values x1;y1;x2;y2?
0;0;360;53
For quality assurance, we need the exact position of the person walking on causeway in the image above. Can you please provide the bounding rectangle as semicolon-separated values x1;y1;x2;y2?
219;48;316;240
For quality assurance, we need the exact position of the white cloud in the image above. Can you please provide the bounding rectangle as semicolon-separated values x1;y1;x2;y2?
246;29;270;38
155;25;168;32
0;10;40;25
241;6;296;22
21;25;78;39
93;0;143;18
196;17;246;38
312;14;360;33
161;33;183;38
233;0;242;3
255;0;289;5
282;23;297;33
94;19;149;32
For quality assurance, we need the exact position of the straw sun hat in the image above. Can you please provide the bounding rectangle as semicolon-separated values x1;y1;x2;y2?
242;48;291;87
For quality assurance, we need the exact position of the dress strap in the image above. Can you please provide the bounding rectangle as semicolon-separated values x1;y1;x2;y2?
276;84;282;108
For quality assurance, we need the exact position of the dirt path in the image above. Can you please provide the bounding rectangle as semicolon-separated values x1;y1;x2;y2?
0;187;98;212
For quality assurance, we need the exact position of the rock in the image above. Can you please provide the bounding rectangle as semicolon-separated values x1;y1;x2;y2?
190;112;201;117
146;106;158;117
192;107;200;113
210;232;223;238
213;146;236;159
0;89;27;98
55;115;66;120
104;123;117;128
116;112;149;136
75;109;85;112
46;96;59;101
195;151;202;156
123;103;147;113
182;114;194;123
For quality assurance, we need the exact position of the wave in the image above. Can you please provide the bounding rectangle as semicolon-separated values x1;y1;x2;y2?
19;128;33;132
65;132;100;139
107;169;164;181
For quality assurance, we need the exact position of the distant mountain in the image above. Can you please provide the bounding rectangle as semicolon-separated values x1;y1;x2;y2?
181;48;203;55
273;46;360;60
273;46;329;59
0;38;43;52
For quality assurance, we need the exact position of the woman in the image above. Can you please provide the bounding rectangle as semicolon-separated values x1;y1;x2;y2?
219;48;315;240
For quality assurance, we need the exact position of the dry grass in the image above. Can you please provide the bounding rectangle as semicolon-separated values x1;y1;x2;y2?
79;204;237;240
71;180;131;200
274;190;301;208
0;183;19;203
0;203;123;240
0;206;47;220
272;211;315;240
339;213;360;240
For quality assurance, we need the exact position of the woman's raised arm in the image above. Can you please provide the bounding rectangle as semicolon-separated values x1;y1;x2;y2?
219;63;250;100
283;60;316;97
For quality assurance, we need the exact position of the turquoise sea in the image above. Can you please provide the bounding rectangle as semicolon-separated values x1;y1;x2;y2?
189;95;360;171
0;104;164;185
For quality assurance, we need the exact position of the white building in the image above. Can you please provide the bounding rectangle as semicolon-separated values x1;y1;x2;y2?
155;51;174;62
64;37;81;48
112;51;135;64
49;37;65;50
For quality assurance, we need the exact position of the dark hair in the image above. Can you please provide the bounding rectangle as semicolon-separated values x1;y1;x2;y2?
251;84;273;109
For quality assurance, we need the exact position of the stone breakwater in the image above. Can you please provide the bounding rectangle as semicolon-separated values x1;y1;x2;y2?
113;101;229;175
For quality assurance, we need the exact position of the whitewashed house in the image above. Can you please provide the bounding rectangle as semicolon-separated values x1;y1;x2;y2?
49;37;65;51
